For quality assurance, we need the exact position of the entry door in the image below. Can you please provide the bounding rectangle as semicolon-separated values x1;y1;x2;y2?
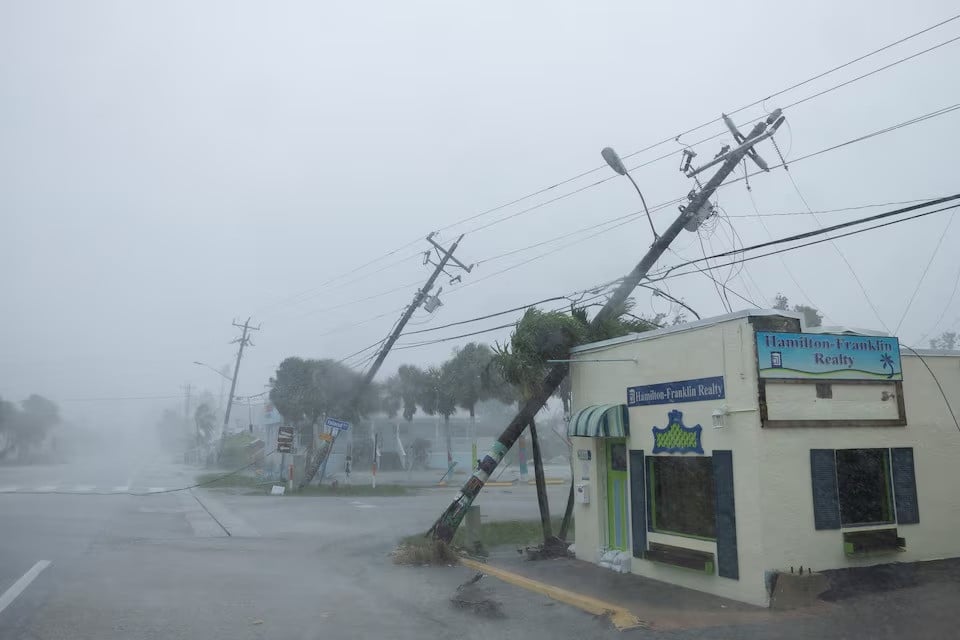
607;439;629;550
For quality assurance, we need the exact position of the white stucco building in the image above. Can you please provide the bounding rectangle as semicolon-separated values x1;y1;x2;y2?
568;309;960;607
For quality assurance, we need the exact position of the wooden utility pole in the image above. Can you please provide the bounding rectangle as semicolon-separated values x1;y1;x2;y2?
222;317;260;437
360;233;472;388
299;234;472;489
430;110;785;542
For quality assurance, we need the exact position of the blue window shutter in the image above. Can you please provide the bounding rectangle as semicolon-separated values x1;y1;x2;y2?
713;450;738;579
891;447;919;524
810;449;841;530
629;450;646;558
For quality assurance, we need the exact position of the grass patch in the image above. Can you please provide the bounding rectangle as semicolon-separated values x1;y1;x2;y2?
400;517;572;550
290;484;410;497
195;472;264;489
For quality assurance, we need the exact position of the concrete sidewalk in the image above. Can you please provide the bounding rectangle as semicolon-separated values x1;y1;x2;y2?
471;555;960;637
474;554;810;632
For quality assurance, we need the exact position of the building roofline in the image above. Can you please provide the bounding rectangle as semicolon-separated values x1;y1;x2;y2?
901;348;960;357
570;308;805;355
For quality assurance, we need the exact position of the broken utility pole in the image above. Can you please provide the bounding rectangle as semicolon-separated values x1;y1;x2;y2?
360;233;473;388
430;110;785;542
222;317;260;438
299;233;473;489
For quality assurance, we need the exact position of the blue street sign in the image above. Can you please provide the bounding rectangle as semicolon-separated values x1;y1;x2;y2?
324;417;351;431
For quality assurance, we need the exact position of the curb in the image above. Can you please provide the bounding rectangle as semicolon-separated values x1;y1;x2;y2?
460;557;647;631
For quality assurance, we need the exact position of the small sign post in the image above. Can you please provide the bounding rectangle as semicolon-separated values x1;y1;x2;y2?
277;426;294;454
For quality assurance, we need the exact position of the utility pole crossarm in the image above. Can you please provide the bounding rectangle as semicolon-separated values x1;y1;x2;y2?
430;110;785;542
222;317;260;437
427;233;473;273
359;235;469;388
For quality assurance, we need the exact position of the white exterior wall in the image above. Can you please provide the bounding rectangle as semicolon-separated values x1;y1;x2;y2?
758;353;960;574
570;314;960;608
571;317;770;606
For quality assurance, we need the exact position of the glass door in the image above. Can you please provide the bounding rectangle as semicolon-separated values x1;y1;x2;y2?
607;439;629;550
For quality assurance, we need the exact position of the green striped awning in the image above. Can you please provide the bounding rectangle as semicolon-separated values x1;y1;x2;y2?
568;404;630;438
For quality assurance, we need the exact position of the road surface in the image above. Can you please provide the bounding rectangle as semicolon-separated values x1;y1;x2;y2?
0;451;596;640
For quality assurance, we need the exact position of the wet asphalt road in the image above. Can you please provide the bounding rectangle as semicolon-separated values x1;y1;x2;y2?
0;453;601;640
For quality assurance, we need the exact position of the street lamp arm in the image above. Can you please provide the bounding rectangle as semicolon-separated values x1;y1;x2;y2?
193;361;234;382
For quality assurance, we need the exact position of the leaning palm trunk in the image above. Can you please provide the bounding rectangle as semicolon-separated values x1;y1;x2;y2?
528;417;552;543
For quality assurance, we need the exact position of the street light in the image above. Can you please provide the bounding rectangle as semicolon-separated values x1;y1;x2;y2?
193;361;233;382
601;146;658;240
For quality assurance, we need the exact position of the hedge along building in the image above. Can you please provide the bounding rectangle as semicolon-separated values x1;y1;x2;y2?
568;309;960;607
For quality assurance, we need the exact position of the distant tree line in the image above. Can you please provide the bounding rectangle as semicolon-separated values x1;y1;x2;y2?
0;394;61;463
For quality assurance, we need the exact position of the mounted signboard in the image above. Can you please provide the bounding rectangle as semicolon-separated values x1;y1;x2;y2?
324;417;351;431
277;426;295;453
627;376;724;407
756;331;902;380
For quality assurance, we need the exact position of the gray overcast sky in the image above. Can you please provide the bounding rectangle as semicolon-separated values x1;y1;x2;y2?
2;1;959;429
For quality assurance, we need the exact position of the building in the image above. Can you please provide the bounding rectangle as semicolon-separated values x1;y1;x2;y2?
568;309;960;607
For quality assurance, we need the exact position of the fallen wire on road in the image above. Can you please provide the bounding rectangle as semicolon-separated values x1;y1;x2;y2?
0;449;280;496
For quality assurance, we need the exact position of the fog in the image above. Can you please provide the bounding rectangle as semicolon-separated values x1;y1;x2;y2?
3;1;960;445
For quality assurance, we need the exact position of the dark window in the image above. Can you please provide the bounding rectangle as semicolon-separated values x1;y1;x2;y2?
609;443;627;471
816;383;833;399
836;449;894;526
648;456;716;539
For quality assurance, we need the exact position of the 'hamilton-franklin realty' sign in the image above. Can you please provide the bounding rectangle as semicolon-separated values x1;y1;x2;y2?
627;376;725;407
756;331;902;380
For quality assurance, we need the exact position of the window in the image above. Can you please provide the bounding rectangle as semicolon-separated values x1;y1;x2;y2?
609;442;627;471
816;383;833;399
836;448;894;526
647;456;716;539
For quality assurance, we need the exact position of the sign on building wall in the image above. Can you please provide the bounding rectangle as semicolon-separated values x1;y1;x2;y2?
627;376;725;407
652;409;704;454
756;331;902;380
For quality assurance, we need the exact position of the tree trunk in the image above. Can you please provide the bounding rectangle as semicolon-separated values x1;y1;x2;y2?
558;483;574;540
445;414;453;472
528;417;552;542
429;119;774;543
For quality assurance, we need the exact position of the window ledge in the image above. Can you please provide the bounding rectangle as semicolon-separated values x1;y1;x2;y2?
843;528;905;557
644;542;715;574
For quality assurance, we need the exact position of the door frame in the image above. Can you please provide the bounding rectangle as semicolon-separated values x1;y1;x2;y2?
606;438;629;551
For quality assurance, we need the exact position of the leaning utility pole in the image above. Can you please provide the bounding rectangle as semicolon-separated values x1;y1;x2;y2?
430;110;785;541
299;234;473;489
222;317;260;438
361;233;473;388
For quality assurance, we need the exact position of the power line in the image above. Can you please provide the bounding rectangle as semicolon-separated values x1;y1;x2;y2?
401;296;570;336
779;167;889;331
726;198;933;217
62;394;186;402
655;201;960;283
251;16;960;313
321;104;960;343
395;200;960;353
299;105;960;348
900;345;960;433
916;252;960;345
746;188;827;318
652;196;960;275
893;213;957;334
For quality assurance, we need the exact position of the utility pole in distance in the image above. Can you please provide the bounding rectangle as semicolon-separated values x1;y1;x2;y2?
222;317;260;438
300;234;472;489
430;110;785;542
360;233;472;388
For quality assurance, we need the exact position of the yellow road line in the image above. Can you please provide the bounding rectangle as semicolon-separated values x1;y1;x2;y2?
460;557;646;631
526;479;567;485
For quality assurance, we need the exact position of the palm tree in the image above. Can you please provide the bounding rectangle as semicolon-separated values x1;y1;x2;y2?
446;343;495;468
490;309;586;546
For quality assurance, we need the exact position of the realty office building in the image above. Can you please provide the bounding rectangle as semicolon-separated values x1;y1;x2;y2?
568;309;960;606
